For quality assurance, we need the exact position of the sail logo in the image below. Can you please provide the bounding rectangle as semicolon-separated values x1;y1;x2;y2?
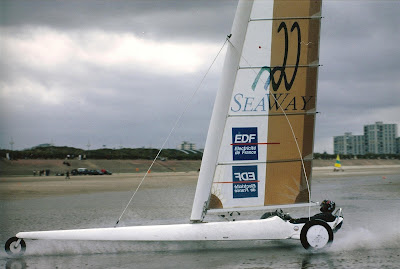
252;21;301;92
230;21;315;113
232;127;258;161
232;165;258;198
231;93;313;112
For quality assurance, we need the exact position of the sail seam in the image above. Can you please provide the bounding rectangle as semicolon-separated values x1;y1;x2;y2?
250;16;322;21
227;112;317;117
218;158;313;166
239;64;320;69
213;180;260;184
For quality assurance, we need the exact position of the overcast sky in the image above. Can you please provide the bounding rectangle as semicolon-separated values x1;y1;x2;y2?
1;0;399;153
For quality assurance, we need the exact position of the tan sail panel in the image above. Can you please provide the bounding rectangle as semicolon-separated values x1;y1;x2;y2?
265;0;321;205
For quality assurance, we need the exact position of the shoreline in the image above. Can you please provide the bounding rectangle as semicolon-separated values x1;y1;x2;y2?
312;165;400;179
1;165;399;200
2;158;400;176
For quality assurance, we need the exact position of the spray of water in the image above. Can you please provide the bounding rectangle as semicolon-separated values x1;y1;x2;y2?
330;223;400;252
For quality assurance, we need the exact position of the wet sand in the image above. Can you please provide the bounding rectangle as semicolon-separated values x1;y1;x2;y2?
0;172;198;200
1;165;399;200
1;167;399;268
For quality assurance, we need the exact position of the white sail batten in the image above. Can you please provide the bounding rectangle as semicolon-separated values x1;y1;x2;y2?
217;157;314;166
207;202;318;215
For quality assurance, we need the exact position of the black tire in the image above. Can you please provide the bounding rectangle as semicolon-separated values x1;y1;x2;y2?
300;220;333;250
5;237;26;256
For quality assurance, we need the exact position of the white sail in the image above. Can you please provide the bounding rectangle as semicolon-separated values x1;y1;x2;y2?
191;0;322;221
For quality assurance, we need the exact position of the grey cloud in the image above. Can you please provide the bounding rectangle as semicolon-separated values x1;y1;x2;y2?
316;0;400;151
1;0;236;42
1;0;399;152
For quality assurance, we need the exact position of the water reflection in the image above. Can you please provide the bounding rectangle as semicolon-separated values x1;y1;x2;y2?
5;258;27;269
301;253;336;269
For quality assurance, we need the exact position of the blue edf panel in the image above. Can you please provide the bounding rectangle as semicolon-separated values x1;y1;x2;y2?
232;165;258;198
232;127;258;161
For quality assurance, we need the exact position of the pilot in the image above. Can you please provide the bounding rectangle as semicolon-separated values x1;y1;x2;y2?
261;200;337;223
289;200;336;224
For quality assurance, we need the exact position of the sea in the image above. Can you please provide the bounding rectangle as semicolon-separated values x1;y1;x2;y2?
1;173;399;269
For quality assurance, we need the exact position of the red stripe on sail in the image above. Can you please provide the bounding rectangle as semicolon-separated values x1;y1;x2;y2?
230;142;280;146
213;180;260;184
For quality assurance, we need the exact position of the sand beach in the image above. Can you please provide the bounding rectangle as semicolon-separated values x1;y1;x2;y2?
1;162;399;268
0;164;399;200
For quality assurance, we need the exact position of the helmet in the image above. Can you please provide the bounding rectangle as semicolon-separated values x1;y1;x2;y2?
320;200;335;213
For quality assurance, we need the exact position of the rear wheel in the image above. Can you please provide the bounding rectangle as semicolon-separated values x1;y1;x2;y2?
5;237;26;256
300;220;333;249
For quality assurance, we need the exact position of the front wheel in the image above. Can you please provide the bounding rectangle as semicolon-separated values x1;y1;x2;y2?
300;220;333;250
5;237;26;256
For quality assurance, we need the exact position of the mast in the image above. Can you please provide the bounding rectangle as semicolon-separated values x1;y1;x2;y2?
190;0;254;222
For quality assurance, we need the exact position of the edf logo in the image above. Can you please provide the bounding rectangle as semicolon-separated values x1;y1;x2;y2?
234;133;257;144
232;127;258;161
233;171;256;181
232;165;258;199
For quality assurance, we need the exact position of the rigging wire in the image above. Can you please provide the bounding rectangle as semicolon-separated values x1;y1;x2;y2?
114;37;230;227
227;38;313;220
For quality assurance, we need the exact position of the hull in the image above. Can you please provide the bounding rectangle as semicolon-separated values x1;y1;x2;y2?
17;217;300;241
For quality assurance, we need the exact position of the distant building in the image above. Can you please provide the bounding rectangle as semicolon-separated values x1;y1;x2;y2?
179;141;196;151
333;132;364;155
334;122;398;155
364;122;397;154
396;137;400;154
